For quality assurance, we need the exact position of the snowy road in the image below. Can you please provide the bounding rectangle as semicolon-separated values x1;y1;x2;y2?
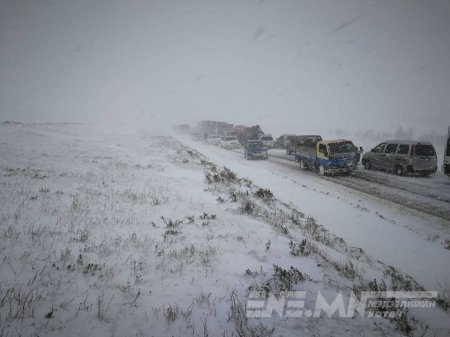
267;149;450;222
178;137;450;292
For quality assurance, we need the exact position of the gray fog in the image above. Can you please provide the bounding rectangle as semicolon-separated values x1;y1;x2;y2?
1;0;450;137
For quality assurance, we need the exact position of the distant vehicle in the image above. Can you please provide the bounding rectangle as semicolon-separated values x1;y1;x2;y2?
237;125;264;146
445;127;450;177
244;140;268;160
206;134;221;146
276;134;296;149
286;135;323;155
258;134;275;148
191;132;203;141
220;135;240;149
362;140;437;176
295;139;358;176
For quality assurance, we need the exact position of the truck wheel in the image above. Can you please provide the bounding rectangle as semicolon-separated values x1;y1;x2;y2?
363;160;371;170
395;165;404;176
319;165;325;176
299;160;306;171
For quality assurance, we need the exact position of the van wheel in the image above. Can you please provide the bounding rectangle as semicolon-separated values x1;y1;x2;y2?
363;160;371;170
319;165;325;176
395;165;404;176
299;160;307;171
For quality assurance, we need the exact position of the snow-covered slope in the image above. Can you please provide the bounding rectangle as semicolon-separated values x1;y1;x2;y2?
177;137;450;291
1;123;449;336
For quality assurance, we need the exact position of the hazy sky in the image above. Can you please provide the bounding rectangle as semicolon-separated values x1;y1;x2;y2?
1;0;450;135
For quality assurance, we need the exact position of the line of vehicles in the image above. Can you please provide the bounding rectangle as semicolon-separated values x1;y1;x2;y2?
185;122;450;178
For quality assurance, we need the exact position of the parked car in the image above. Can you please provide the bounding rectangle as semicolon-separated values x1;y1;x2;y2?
206;134;221;146
295;139;358;175
220;135;240;149
444;127;450;177
362;140;437;176
244;140;268;160
258;134;275;148
275;134;296;149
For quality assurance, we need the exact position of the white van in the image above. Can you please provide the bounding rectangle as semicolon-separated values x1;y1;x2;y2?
206;134;221;146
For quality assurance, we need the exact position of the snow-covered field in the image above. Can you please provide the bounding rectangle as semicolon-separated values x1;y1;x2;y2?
1;123;449;336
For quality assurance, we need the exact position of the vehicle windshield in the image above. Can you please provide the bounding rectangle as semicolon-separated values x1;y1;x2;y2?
224;136;237;141
328;141;357;154
415;144;436;156
261;136;273;141
248;141;264;148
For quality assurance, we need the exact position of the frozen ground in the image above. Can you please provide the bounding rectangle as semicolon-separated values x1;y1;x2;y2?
1;123;449;337
177;140;450;291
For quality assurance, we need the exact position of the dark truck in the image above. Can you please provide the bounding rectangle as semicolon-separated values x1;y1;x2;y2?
294;139;359;176
286;135;323;155
244;140;268;160
444;126;450;176
237;125;264;146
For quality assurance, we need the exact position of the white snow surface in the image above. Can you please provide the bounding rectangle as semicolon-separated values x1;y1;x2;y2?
178;138;450;292
0;123;449;337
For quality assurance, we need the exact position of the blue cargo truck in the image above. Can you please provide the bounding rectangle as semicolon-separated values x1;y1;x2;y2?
294;139;359;176
244;140;268;160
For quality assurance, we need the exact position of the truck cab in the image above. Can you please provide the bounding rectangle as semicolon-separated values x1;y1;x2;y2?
316;140;359;175
258;134;275;148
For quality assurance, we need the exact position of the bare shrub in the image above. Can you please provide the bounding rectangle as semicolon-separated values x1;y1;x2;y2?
229;291;274;337
161;216;182;229
97;292;114;322
273;265;306;291
254;188;273;202
334;259;357;280
240;199;256;215
289;239;310;256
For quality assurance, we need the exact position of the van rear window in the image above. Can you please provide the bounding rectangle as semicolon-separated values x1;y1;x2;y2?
415;144;436;156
